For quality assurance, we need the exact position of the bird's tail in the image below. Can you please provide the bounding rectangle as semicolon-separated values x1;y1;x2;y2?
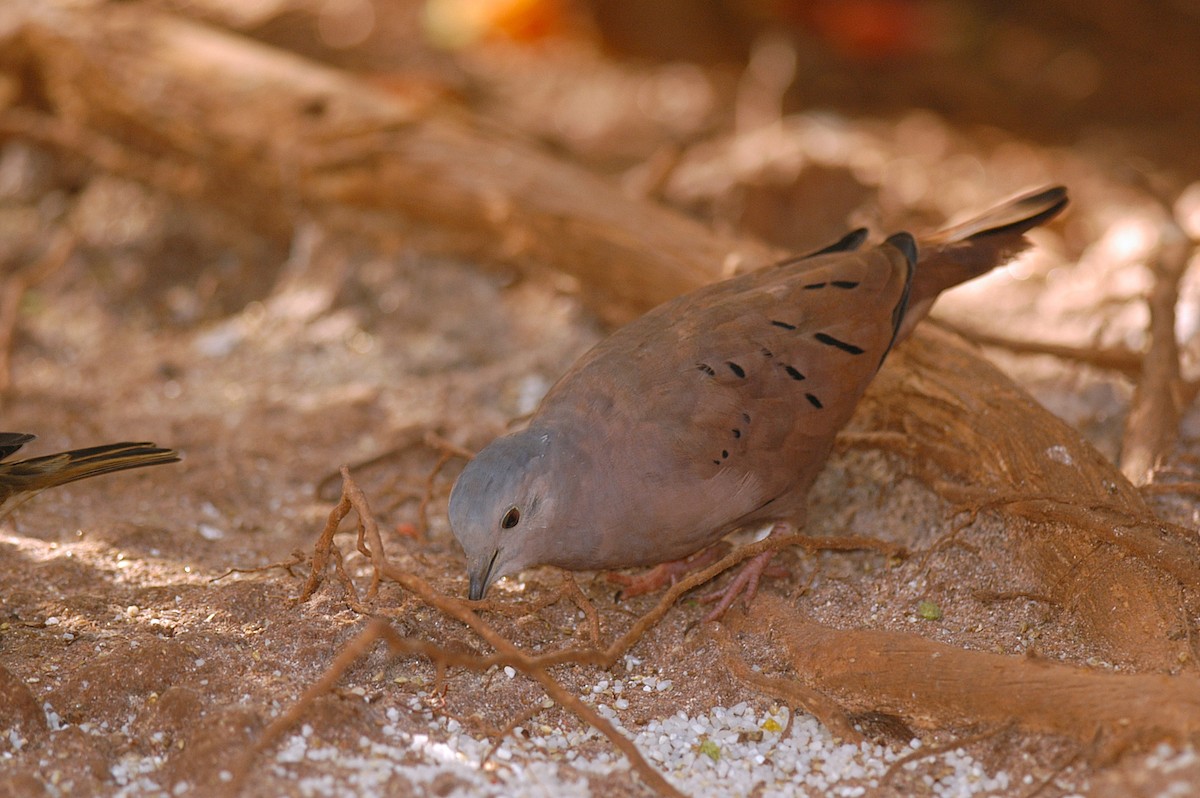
0;434;179;514
6;442;181;487
897;185;1069;341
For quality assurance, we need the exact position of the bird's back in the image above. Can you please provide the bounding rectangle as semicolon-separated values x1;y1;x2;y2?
533;237;915;566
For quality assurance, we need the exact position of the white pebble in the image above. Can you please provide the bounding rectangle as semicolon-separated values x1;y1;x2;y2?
197;523;225;541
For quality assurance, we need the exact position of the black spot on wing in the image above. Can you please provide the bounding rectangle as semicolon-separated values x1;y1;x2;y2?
804;282;827;290
727;361;746;378
761;347;774;358
732;429;741;438
814;332;864;355
805;393;824;409
783;365;805;381
697;363;716;376
770;320;797;330
831;280;859;289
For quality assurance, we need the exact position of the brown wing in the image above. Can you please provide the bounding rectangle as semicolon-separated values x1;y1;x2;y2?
661;242;911;482
536;240;912;562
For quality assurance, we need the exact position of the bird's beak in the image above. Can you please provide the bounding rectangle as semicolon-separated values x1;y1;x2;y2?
469;549;500;601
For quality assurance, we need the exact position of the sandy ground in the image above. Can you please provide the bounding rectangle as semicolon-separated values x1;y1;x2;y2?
2;3;1200;797
0;189;1196;796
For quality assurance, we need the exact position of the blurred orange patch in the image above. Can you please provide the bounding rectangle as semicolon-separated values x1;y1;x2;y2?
423;0;570;48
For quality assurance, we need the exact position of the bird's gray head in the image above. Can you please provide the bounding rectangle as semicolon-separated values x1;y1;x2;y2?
449;429;561;600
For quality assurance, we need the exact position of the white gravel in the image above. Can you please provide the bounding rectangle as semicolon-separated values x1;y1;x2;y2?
48;675;1187;797
247;690;1053;798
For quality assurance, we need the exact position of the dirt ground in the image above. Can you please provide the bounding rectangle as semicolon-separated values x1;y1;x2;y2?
1;1;1199;797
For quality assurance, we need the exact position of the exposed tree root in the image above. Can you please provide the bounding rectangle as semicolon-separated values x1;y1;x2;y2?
749;594;1200;759
249;468;686;797
934;320;1144;376
856;325;1200;670
1119;226;1195;484
712;626;861;745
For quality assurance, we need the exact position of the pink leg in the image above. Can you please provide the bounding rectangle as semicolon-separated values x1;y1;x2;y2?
700;524;792;621
607;544;728;598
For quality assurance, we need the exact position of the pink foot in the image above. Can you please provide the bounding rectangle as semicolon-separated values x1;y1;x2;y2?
699;550;777;621
699;523;795;621
608;544;728;598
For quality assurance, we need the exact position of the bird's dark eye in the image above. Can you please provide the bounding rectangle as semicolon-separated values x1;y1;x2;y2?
500;506;521;529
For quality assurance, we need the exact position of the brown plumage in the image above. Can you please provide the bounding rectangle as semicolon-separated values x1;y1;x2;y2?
449;186;1068;607
0;433;180;515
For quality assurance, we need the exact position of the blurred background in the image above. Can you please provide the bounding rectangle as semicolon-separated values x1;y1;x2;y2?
1;3;1200;796
3;0;1198;477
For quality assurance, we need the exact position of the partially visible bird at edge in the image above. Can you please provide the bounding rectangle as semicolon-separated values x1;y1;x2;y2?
0;433;179;517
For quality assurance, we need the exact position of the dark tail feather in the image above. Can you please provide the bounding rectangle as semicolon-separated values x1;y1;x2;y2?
914;185;1067;304
0;438;180;513
0;432;36;461
897;186;1068;341
6;442;181;488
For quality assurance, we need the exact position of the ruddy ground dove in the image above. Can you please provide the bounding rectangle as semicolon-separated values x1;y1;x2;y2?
0;433;179;515
450;186;1068;616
